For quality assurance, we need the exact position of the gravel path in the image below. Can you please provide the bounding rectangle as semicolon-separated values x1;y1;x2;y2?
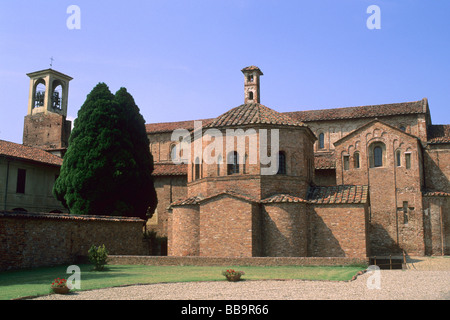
30;257;450;300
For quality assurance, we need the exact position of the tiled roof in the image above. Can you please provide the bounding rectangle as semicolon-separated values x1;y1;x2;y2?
284;99;427;122
241;66;263;75
170;190;257;208
170;196;203;207
146;119;214;134
152;163;187;176
423;190;450;197
205;103;307;128
0;211;143;222
315;153;336;169
0;140;63;166
427;125;450;144
307;185;369;204
261;194;308;203
146;99;429;135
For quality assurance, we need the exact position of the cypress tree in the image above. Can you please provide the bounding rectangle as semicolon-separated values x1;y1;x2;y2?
53;83;157;220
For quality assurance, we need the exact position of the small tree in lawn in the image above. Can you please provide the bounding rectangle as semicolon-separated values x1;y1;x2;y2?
53;83;157;220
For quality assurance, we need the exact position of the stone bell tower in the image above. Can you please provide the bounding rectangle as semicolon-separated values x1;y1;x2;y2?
23;68;73;157
241;66;263;104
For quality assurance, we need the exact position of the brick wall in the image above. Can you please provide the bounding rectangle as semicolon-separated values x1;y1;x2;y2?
0;211;146;271
423;196;450;255
424;145;450;193
309;204;369;258
169;205;199;256
108;255;369;267
334;120;426;256
262;202;308;257
199;195;259;257
147;175;186;237
23;113;71;150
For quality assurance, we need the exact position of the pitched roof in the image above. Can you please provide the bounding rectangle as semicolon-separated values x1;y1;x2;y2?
427;125;450;144
146;99;430;135
241;66;263;75
170;190;257;208
333;119;419;146
307;185;369;204
205;103;307;128
261;194;308;203
146;119;214;134
315;153;336;169
0;140;63;166
152;163;187;176
285;99;428;122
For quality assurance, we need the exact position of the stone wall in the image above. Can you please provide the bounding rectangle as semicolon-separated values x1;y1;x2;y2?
0;211;146;271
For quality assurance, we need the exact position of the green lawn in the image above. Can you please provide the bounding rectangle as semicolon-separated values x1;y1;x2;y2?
0;264;366;300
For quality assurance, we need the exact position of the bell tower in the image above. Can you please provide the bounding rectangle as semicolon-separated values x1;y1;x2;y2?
241;66;263;104
23;68;73;157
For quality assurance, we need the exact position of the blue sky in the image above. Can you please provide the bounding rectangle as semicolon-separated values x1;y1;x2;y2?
1;0;449;144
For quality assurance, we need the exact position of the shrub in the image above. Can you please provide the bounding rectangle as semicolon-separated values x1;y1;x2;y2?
88;244;109;271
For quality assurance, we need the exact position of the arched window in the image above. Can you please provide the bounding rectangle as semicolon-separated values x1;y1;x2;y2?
52;80;63;110
354;152;360;169
227;152;239;175
369;142;386;168
277;152;287;175
248;91;254;101
34;79;46;108
318;133;325;149
373;146;383;167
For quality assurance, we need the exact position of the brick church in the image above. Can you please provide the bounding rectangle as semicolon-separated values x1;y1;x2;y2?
146;66;450;259
2;66;448;260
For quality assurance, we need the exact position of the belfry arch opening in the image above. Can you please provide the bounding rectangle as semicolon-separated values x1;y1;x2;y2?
33;79;46;108
52;80;64;110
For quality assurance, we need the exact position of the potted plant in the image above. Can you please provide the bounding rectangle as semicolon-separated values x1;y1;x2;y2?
51;278;71;294
222;269;245;282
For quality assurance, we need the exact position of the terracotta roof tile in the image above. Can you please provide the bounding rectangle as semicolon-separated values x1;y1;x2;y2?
146;119;214;134
315;153;336;169
0;140;63;166
152;163;187;176
205;103;306;128
307;185;369;204
241;66;263;75
0;211;143;222
427;125;450;144
285;99;427;122
170;190;257;208
170;196;203;207
423;190;450;197
261;194;308;203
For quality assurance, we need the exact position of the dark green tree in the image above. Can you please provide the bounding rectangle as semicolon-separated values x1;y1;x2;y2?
53;83;157;220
